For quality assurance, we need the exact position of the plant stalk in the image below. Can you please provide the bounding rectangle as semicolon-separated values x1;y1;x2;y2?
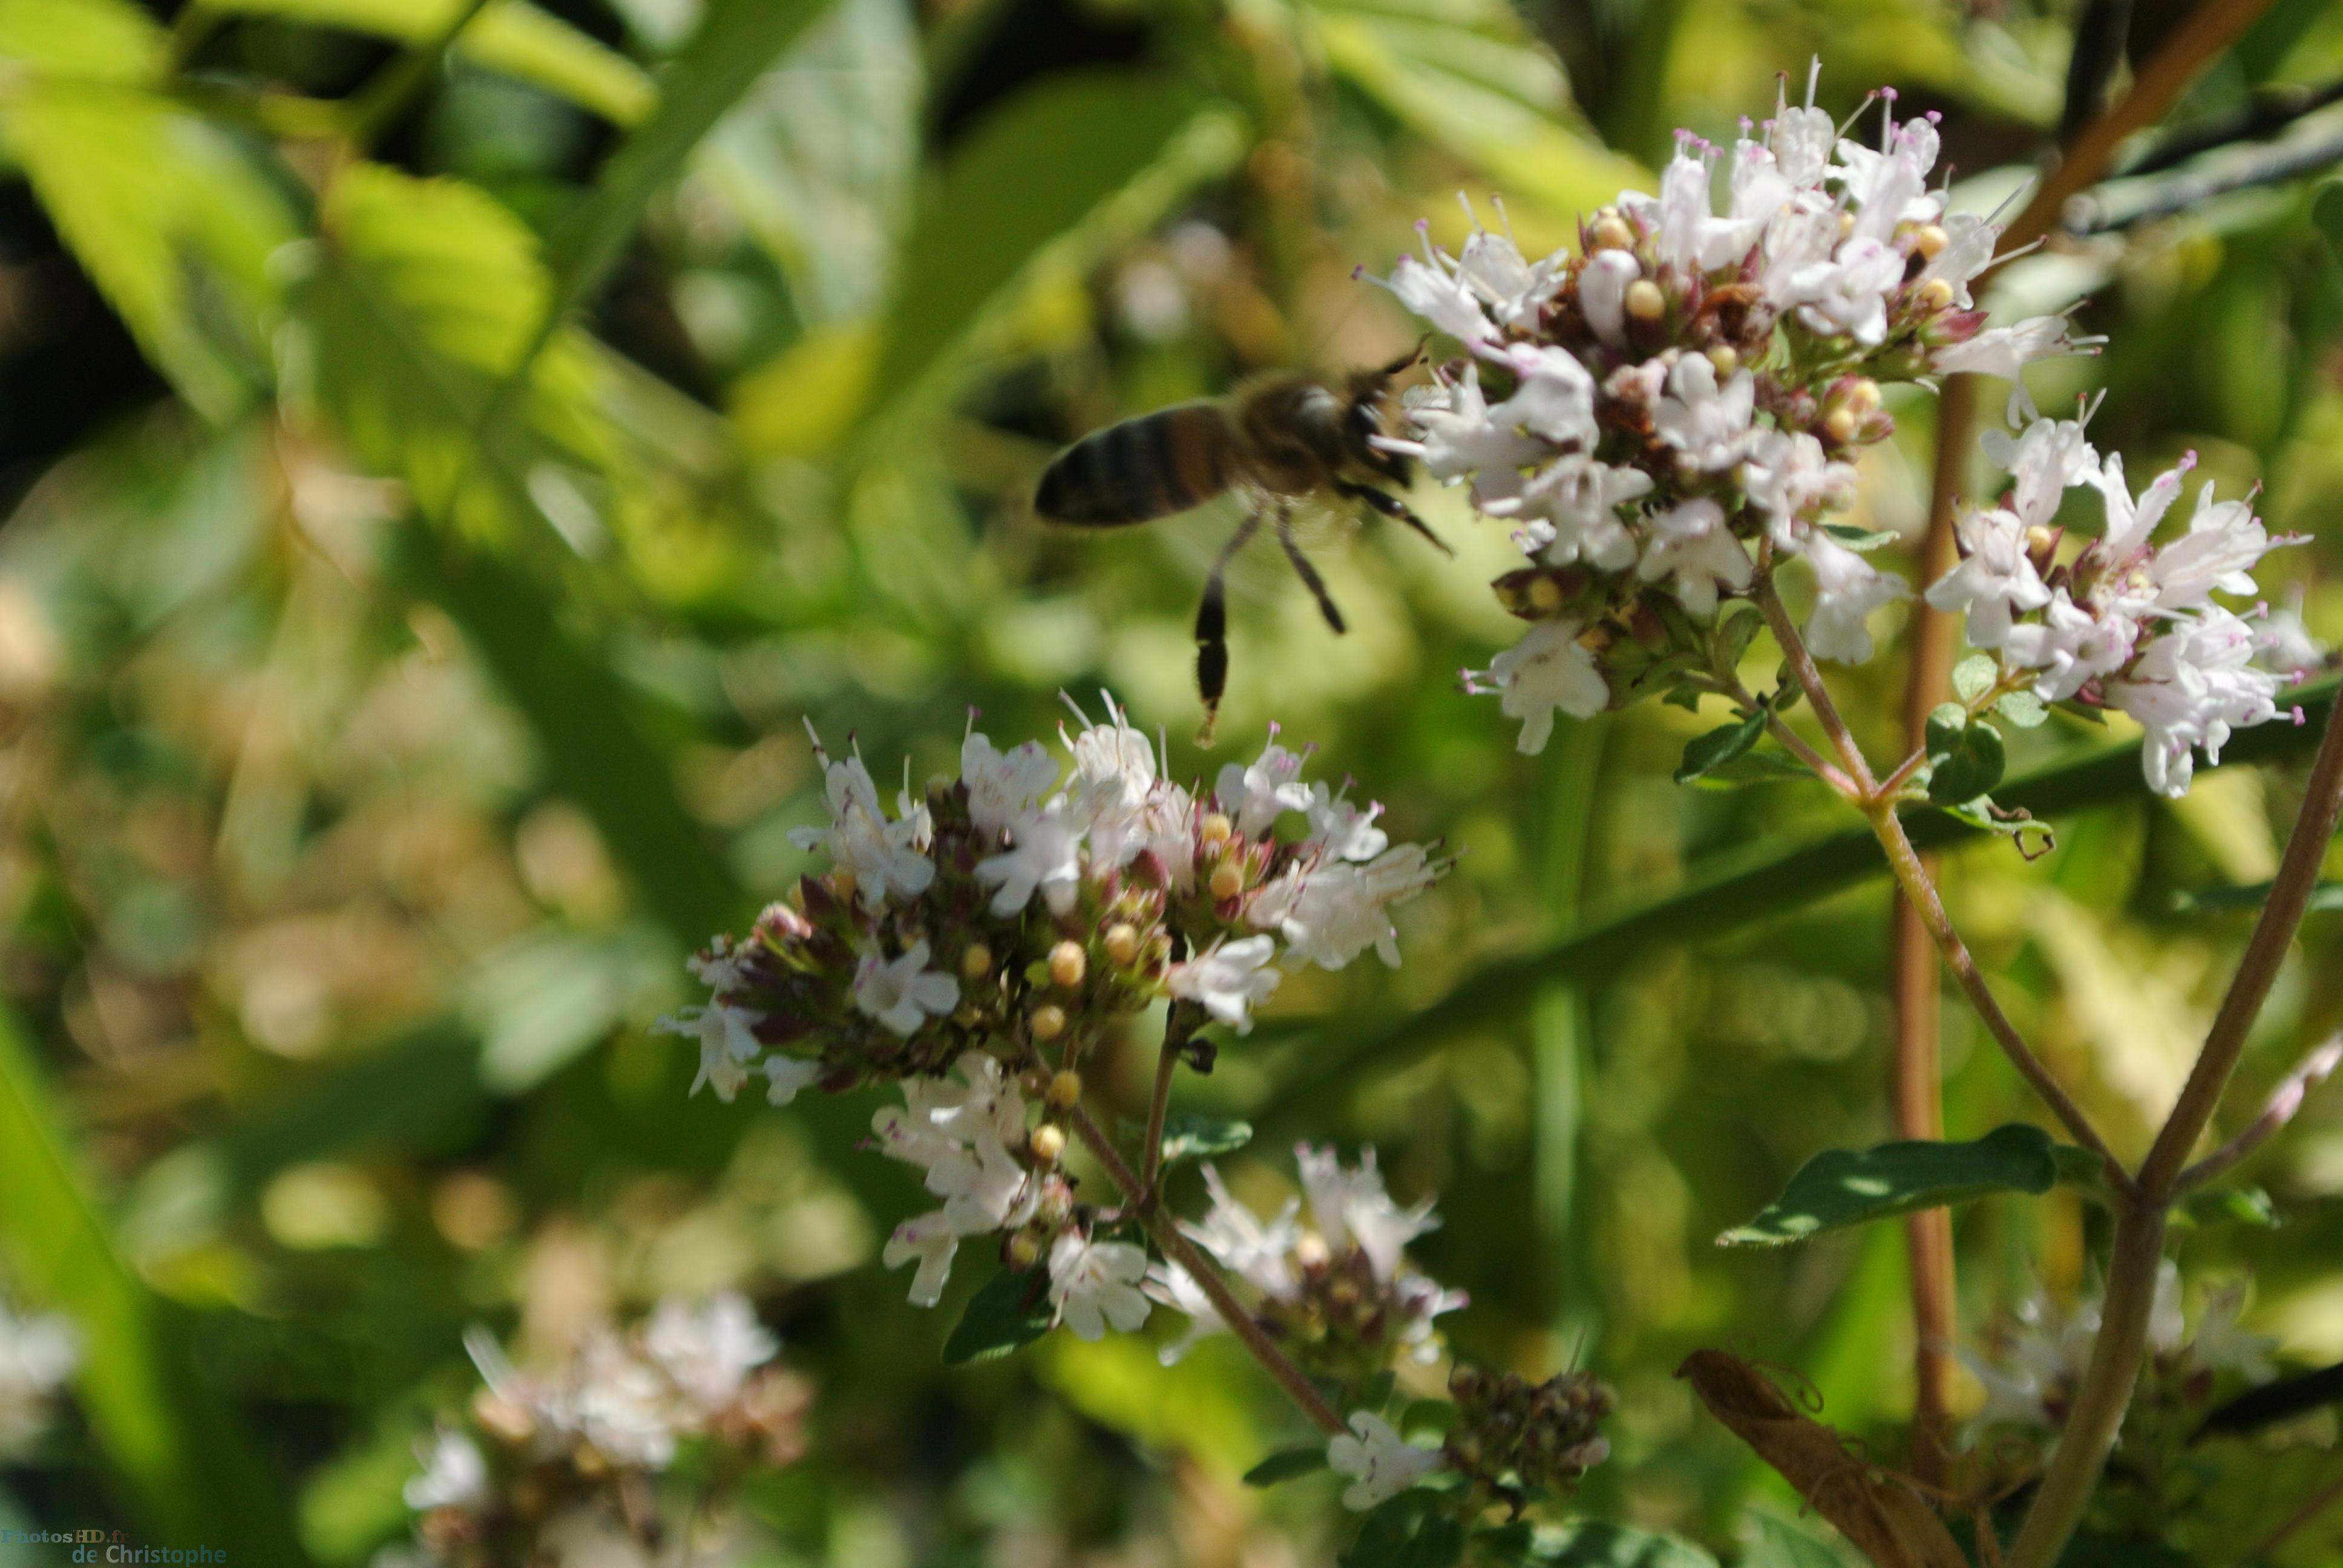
1139;1006;1190;1198
1063;1102;1348;1437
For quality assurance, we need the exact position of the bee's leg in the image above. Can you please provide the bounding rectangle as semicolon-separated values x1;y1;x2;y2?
1338;480;1453;557
1194;508;1263;745
1273;503;1347;635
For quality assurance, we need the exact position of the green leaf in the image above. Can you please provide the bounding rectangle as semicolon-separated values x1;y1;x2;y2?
1953;653;1999;702
197;0;654;123
1821;523;1901;552
1242;1446;1330;1486
1742;1514;1856;1568
0;1001;309;1559
870;71;1219;416
1686;746;1823;791
1253;678;2340;1126
944;1266;1055;1364
1137;1112;1254;1166
1473;1520;1719;1567
1998;688;2050;728
1718;1125;2061;1247
1926;712;2006;806
2172;880;2343;915
1674;708;1768;785
2173;1186;2279;1230
1343;1492;1466;1568
2314;180;2343;270
1304;0;1645;220
2053;1530;2197;1568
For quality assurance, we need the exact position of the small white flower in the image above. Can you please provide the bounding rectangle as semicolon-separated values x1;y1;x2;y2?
1167;935;1283;1033
1490;453;1651;571
1638;497;1752;618
1449;200;1567;332
1370;247;1496;345
2255;585;2324;677
883;1211;962;1308
686;935;750;993
1922;506;2049;648
2091;450;2191;561
762;1055;821;1106
1780;236;1904;345
2190;1285;2278;1383
1651;356;1757;473
975;800;1086;916
1982;413;2099;531
928;1132;1035;1234
1047;1233;1152;1341
549;1329;681;1468
962;730;1060;837
1484;341;1600;450
1303;783;1389;863
1386;365;1545;483
1917;210;1997;308
2002;590;2137;702
1932;317;2100;408
1577;249;1643;345
850;939;960;1037
654;1001;765;1102
2148;481;2278;613
1743;429;1857;545
1179;1165;1303;1299
1468;619;1608;755
1801;534;1910;664
2107;609;2284;797
787;743;934;912
402;1428;488;1512
1216;731;1314;836
644;1291;776;1413
1251;846;1439;970
1139;1259;1226;1365
1326;1410;1440;1511
1296;1143;1439;1283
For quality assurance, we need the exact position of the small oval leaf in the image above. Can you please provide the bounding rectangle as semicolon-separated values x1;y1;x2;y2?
943;1266;1054;1364
1719;1125;2062;1247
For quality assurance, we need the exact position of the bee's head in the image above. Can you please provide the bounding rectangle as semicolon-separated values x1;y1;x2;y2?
1342;338;1426;486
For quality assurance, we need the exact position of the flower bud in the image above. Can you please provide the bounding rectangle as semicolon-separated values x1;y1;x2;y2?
1526;574;1565;614
1049;940;1087;988
1915;276;1955;312
1624;279;1665;322
961;942;994;980
1004;1231;1043;1270
1201;812;1233;845
1031;1005;1067;1042
1029;1123;1067;1164
1705;345;1738;379
1103;923;1141;966
1047;1069;1083;1109
1588;213;1634;252
1823;405;1858;444
1914;223;1948;258
1209;859;1245;900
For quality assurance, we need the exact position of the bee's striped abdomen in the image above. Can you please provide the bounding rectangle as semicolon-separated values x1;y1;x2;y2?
1034;403;1236;525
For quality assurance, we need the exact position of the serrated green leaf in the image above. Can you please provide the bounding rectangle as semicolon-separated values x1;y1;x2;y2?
1998;688;2049;728
1927;716;2005;806
1674;708;1768;785
1242;1446;1330;1486
943;1267;1055;1365
1719;1125;2060;1247
1953;653;1999;702
0;1001;309;1560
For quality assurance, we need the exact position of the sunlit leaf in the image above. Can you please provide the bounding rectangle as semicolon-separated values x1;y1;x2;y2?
1674;708;1768;785
1719;1125;2063;1247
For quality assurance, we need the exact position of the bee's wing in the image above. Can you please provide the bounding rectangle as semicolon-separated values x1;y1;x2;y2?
1034;402;1239;525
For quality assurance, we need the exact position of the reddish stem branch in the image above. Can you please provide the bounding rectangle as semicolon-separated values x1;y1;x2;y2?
2177;1033;2343;1194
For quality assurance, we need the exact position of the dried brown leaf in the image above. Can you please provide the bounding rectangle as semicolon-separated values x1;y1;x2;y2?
1676;1349;1967;1568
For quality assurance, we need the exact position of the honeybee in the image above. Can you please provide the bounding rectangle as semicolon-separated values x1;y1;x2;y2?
1033;345;1448;742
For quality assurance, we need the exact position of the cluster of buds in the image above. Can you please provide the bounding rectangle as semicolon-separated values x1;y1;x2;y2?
1962;1261;2275;1436
1366;65;2100;751
381;1293;810;1568
1926;409;2316;796
657;696;1443;1106
1145;1145;1468;1386
1443;1364;1614;1499
0;1295;77;1457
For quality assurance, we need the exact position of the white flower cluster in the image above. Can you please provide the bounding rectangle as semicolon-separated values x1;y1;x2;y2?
0;1296;77;1455
1145;1145;1467;1377
457;1292;784;1470
387;1293;810;1568
1962;1261;2277;1431
1925;413;2310;795
657;700;1446;1108
1369;67;2100;753
1328;1410;1443;1511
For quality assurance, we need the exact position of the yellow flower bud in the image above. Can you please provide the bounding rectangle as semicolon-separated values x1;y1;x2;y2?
960;942;994;980
1005;1231;1042;1270
1201;812;1234;844
1589;214;1634;252
1049;940;1087;989
1915;223;1949;259
1209;859;1246;900
1047;1069;1082;1108
1031;1005;1067;1043
1706;345;1738;379
1029;1123;1067;1164
1915;276;1955;312
1103;923;1140;966
1527;575;1565;613
1624;279;1665;321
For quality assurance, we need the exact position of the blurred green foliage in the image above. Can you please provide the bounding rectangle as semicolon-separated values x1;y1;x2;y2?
0;0;2341;1563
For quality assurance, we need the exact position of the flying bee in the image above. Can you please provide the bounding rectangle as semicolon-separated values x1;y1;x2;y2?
1033;344;1449;742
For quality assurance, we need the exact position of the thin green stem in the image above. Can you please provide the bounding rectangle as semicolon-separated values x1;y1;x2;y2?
347;0;494;151
1752;569;1876;795
1138;1005;1190;1200
1063;1103;1347;1437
